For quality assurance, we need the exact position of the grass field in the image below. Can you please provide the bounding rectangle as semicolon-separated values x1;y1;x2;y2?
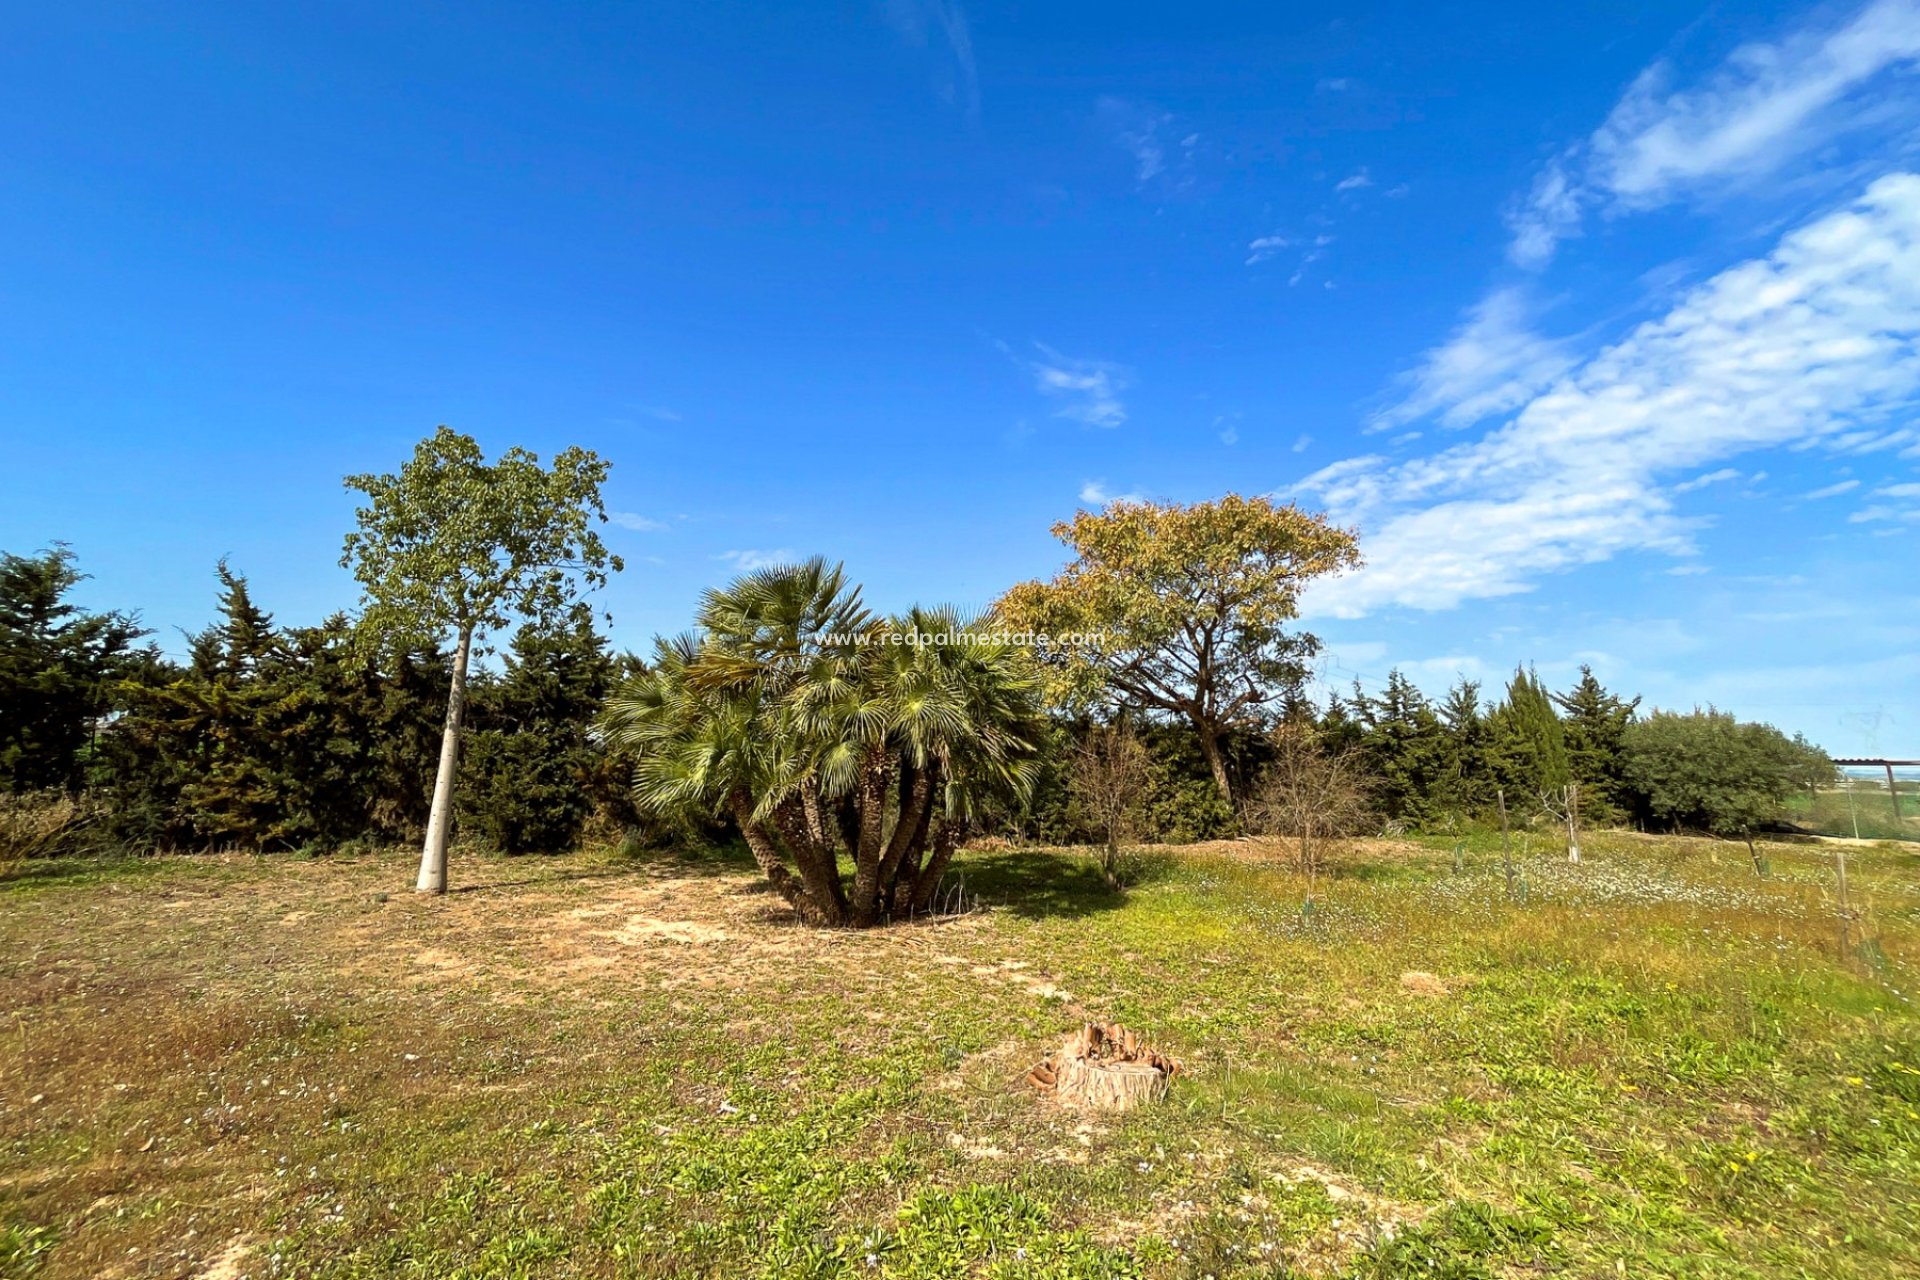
1786;786;1920;844
3;830;1917;1279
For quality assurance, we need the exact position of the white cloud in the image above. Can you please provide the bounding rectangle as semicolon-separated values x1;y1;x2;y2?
1371;287;1576;431
1508;0;1920;267
1673;467;1742;493
640;406;682;422
1317;77;1352;92
1291;433;1313;453
1302;173;1920;617
1507;160;1583;269
1079;480;1144;506
610;512;669;531
1245;233;1291;265
1026;344;1129;428
1335;168;1373;193
1098;97;1197;189
1805;478;1862;497
1875;481;1920;496
715;548;796;571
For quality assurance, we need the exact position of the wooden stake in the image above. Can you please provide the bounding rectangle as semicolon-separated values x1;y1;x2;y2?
1835;844;1854;962
1498;788;1516;896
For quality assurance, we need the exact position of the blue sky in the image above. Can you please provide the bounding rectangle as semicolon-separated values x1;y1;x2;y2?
3;0;1916;754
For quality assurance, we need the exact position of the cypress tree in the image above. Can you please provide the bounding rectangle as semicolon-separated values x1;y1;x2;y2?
1487;666;1570;802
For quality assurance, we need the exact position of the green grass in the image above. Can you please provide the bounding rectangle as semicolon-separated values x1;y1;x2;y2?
1784;786;1919;843
1;830;1916;1278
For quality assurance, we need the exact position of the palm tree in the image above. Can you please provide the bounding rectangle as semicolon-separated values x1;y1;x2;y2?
599;560;1048;927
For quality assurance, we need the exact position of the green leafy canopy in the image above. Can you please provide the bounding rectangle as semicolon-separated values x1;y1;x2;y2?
339;426;623;647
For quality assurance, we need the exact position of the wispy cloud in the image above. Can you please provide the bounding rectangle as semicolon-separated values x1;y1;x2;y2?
609;512;669;532
1316;77;1353;92
1249;230;1335;279
715;548;796;572
1673;467;1742;493
1098;97;1197;191
1302;174;1920;616
1079;480;1144;506
1853;479;1920;523
1245;234;1292;265
1334;168;1373;193
1370;287;1576;432
1284;235;1336;287
1508;0;1920;267
1022;343;1130;428
1805;478;1862;498
882;0;980;117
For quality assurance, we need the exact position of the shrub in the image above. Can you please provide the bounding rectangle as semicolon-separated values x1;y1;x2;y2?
0;792;90;876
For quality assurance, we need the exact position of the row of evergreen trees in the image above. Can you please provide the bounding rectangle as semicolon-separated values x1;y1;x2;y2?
2;545;1834;854
1;548;621;853
1325;666;1639;825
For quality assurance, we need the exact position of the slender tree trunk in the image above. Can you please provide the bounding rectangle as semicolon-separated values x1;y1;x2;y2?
1498;788;1516;896
1196;721;1234;806
1835;844;1854;959
1566;783;1581;864
415;623;473;894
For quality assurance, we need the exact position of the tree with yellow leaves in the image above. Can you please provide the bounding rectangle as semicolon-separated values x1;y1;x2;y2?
997;495;1360;806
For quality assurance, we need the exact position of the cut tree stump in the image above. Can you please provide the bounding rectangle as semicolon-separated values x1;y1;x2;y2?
1027;1022;1180;1111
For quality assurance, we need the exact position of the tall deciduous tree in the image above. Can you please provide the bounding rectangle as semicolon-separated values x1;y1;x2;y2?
341;427;621;893
997;495;1360;806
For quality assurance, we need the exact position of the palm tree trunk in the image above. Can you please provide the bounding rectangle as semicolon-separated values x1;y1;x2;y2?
772;798;847;925
729;791;815;919
907;818;965;915
877;767;933;903
415;623;472;894
849;745;895;925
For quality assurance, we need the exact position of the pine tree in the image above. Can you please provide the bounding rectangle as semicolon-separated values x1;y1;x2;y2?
1553;665;1639;821
151;563;295;847
1435;677;1494;815
459;603;615;853
0;546;148;792
1353;670;1449;824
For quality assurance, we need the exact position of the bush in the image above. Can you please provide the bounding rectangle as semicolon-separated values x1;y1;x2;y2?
0;792;92;876
1622;709;1832;841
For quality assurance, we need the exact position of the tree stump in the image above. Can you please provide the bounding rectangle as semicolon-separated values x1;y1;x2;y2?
1028;1022;1180;1111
